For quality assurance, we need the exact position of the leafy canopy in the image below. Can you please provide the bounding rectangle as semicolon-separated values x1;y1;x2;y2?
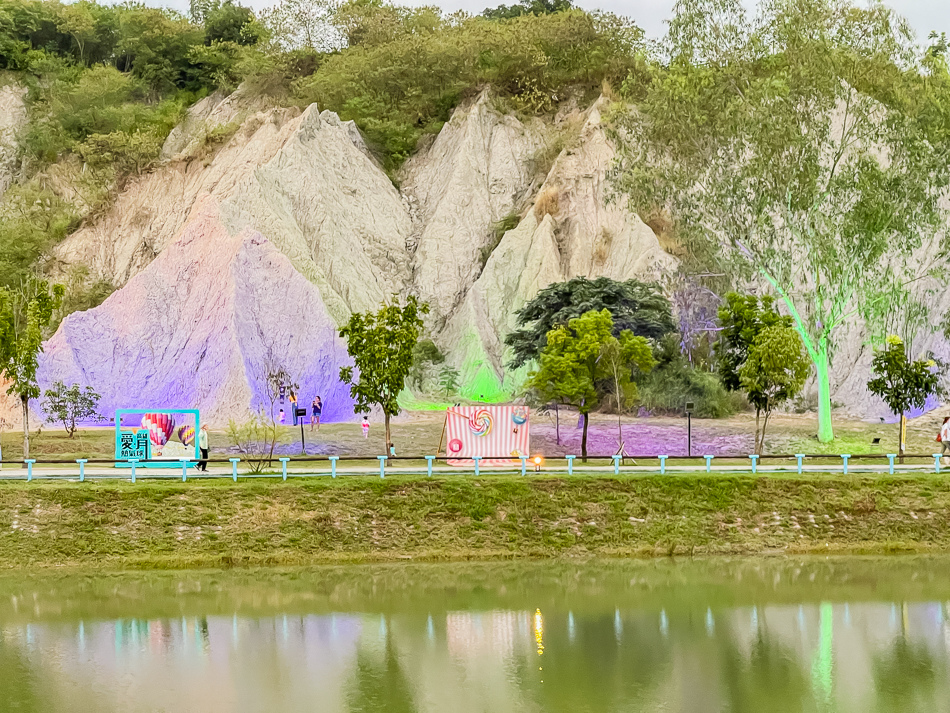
527;309;654;457
41;380;102;437
739;325;810;415
339;295;428;418
867;335;943;418
0;278;64;403
716;292;794;393
614;0;950;442
506;276;674;369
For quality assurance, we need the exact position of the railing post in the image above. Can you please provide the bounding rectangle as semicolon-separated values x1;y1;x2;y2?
748;455;759;474
658;455;668;475
612;455;621;475
519;456;528;476
279;457;290;481
703;455;714;473
425;455;435;477
795;454;805;474
180;458;189;482
229;458;240;482
25;459;35;481
377;455;387;478
129;458;138;483
329;456;338;478
76;459;87;482
565;455;575;475
933;454;942;473
473;456;481;477
841;454;851;475
886;454;897;475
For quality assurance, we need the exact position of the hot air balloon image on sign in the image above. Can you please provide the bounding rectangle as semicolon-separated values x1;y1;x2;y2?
177;425;196;448
444;405;530;466
141;413;175;456
115;409;201;468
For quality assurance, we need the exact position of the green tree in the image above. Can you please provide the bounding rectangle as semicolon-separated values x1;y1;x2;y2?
716;293;793;393
615;0;950;443
506;276;674;369
409;337;444;389
41;380;102;437
527;309;653;460
867;335;943;456
483;0;573;20
437;365;459;397
0;278;64;461
339;295;427;449
204;1;258;45
718;293;803;453
739;325;809;455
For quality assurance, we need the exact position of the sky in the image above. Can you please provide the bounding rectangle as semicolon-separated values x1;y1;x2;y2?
150;0;949;41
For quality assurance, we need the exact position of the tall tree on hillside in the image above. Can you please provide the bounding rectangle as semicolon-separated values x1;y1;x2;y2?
506;277;674;369
0;279;64;462
867;335;944;457
527;309;654;460
615;0;950;442
340;296;427;450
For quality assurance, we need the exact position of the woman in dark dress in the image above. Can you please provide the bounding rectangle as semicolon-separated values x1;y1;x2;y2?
311;396;322;431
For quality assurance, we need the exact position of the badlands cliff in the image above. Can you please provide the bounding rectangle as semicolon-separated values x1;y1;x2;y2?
3;84;944;424
15;88;671;424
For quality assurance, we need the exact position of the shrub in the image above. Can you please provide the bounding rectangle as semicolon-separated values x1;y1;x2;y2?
533;186;559;220
226;411;282;473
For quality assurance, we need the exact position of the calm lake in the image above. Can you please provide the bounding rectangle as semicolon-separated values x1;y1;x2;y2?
1;557;949;712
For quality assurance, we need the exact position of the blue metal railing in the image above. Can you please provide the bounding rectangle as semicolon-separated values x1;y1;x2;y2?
0;451;946;483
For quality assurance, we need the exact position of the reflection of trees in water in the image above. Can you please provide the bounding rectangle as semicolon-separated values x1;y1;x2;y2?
873;637;939;713
347;616;416;713
509;612;672;713
0;635;43;712
717;631;812;713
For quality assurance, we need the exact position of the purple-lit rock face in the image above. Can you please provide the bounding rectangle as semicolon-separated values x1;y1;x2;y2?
37;202;354;426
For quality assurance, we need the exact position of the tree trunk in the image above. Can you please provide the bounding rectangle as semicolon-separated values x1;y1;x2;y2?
21;396;29;464
754;408;761;456
899;413;907;462
555;403;560;445
581;411;589;462
761;409;771;456
815;339;834;443
384;412;391;455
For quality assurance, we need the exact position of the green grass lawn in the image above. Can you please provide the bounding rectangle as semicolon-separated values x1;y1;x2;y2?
0;473;948;570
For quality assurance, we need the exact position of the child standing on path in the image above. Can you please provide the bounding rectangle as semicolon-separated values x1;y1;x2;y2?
361;416;370;439
940;417;950;464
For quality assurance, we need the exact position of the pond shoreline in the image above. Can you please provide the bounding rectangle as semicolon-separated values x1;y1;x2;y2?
1;474;948;570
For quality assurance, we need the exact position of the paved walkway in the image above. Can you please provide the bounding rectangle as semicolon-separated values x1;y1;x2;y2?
0;461;947;481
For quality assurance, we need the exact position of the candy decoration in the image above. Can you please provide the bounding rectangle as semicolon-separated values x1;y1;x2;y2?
448;438;463;453
177;424;196;447
512;406;528;425
468;408;494;437
141;413;175;449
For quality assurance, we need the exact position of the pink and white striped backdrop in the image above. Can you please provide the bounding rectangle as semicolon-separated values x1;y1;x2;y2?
445;405;530;467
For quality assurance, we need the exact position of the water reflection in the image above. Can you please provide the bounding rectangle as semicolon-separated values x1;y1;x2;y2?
1;560;950;712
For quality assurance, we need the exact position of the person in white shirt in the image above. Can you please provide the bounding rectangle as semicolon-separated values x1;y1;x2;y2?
198;424;210;472
940;417;950;464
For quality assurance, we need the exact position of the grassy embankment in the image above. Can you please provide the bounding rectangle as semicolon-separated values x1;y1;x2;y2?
1;473;949;570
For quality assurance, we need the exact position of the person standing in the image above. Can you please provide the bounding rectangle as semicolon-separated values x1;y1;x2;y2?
289;390;298;426
361;416;370;439
198;424;209;472
311;396;322;431
940;417;950;464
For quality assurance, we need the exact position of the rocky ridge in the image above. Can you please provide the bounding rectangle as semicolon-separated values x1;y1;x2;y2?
10;85;938;425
